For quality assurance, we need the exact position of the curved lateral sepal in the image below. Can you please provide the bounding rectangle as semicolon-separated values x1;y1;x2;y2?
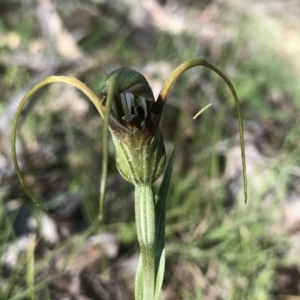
11;76;105;215
159;59;247;203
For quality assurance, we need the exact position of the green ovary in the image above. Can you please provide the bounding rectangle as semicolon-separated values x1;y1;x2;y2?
111;129;166;186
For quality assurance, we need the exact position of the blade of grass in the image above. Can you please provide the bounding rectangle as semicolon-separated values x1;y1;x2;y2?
26;234;36;300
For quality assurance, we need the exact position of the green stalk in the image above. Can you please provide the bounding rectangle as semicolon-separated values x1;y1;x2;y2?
134;184;156;300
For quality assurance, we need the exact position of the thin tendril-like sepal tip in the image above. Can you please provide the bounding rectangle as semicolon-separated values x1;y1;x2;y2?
11;76;109;216
159;59;247;203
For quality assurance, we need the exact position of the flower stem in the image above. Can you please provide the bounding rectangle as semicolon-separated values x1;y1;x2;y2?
135;184;156;300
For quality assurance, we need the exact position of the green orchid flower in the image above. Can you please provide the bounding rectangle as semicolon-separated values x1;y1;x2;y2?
11;59;247;300
99;67;166;186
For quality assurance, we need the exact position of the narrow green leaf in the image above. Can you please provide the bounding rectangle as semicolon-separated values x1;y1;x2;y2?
135;254;144;300
154;149;174;297
26;234;36;300
154;104;212;298
154;249;165;300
